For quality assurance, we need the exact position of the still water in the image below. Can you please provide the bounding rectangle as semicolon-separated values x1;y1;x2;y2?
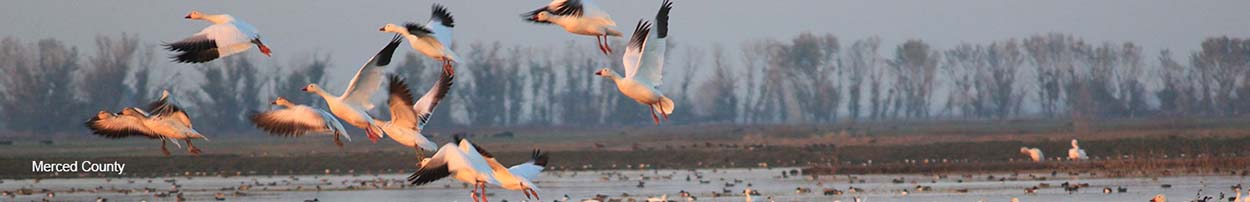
1;168;1244;202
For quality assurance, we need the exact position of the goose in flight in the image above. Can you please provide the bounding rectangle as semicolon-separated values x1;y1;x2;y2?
165;11;271;63
380;4;459;72
1068;139;1089;161
378;65;453;158
409;137;501;202
594;0;674;125
483;149;549;200
302;35;403;143
1019;147;1044;162
523;0;622;55
85;91;208;155
250;97;352;147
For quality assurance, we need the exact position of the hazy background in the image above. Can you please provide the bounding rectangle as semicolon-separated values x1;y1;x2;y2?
3;0;1250;136
2;0;1248;84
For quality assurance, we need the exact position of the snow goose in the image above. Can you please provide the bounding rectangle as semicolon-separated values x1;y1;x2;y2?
302;35;402;143
1068;139;1089;161
594;0;674;125
523;0;622;55
378;65;453;158
380;4;460;72
165;11;271;63
1019;147;1044;162
409;137;501;202
249;96;352;147
479;148;550;200
86;91;208;155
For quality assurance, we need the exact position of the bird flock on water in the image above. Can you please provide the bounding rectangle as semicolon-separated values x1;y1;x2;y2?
83;0;674;201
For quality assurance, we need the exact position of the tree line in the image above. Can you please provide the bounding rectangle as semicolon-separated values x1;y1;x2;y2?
1;33;1248;136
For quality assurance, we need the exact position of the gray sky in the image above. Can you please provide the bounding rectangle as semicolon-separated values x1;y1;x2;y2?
2;0;1249;86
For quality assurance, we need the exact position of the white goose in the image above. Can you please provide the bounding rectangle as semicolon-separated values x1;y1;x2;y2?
1019;147;1044;162
523;0;622;55
378;66;453;158
249;96;352;147
594;0;674;125
302;35;402;143
409;137;501;202
380;4;459;72
165;11;271;63
479;148;550;200
1068;139;1089;160
86;91;208;155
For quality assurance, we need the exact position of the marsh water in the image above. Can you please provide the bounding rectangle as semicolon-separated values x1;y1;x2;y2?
1;168;1245;202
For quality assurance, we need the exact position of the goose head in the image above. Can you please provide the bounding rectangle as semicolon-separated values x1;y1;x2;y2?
1019;147;1030;154
531;12;552;23
593;68;614;78
379;24;407;34
302;84;322;93
184;11;204;20
1070;139;1079;148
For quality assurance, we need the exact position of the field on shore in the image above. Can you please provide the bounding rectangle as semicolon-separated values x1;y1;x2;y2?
3;118;1250;179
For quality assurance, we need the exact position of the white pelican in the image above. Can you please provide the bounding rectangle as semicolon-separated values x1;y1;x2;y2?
249;96;351;147
302;35;402;143
378;67;453;158
86;91;207;155
380;4;459;72
523;0;622;55
1019;147;1044;162
1068;139;1088;161
165;11;271;63
594;0;674;125
409;137;501;202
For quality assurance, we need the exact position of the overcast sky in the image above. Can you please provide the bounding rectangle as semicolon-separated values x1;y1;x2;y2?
2;0;1248;86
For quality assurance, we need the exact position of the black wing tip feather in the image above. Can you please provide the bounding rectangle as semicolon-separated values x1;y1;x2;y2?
554;0;585;16
373;36;404;66
408;164;451;185
628;20;652;50
472;142;494;158
655;0;672;38
163;38;217;52
532;149;549;167
431;4;455;28
387;75;417;106
404;23;433;35
170;49;220;63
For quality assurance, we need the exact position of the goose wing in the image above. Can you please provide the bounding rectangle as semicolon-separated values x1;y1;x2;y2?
85;111;158;139
409;144;467;185
508;149;550;180
427;4;455;48
384;75;419;130
250;105;332;136
165;23;253;63
341;35;403;110
625;1;671;86
412;63;454;129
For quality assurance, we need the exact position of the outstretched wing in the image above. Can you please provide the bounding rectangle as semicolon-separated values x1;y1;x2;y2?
629;0;671;86
412;64;454;129
341;35;403;110
427;4;455;48
85;111;158;139
384;75;419;130
622;20;651;82
165;23;252;63
146;91;193;127
249;105;329;136
508;149;549;180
